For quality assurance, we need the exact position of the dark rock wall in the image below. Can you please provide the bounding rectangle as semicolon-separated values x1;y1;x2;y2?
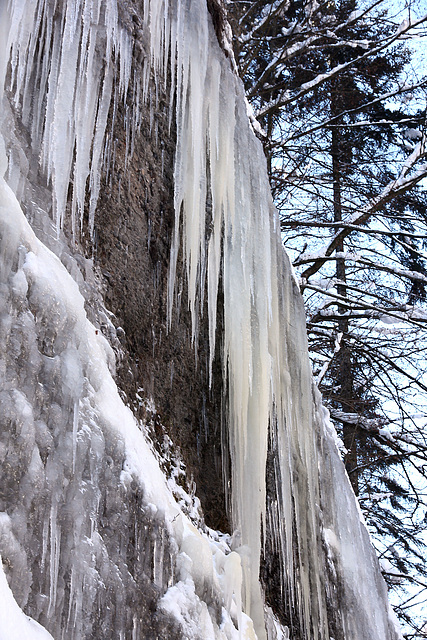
89;22;229;532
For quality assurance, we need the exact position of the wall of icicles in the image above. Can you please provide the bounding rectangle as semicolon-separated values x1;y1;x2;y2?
0;0;402;639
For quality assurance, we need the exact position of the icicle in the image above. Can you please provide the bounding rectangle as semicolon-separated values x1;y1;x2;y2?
47;502;61;618
4;0;137;239
0;4;10;106
72;400;79;474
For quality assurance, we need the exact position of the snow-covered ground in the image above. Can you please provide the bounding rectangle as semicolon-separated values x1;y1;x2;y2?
0;559;54;640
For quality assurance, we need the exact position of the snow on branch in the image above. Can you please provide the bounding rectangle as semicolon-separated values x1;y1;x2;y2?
281;80;427;144
305;283;427;330
328;407;388;430
238;0;290;42
255;12;427;118
300;141;427;284
315;331;342;385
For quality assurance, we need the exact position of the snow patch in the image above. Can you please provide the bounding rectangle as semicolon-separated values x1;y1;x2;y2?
0;558;54;640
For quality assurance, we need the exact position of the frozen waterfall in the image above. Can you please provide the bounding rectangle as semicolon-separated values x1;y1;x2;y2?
0;0;402;639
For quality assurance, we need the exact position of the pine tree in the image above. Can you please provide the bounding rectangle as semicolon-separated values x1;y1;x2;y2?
227;0;427;633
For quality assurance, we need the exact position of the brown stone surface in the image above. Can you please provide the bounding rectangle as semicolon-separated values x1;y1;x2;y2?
90;47;229;532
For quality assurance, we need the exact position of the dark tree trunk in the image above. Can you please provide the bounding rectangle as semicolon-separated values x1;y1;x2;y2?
331;92;359;495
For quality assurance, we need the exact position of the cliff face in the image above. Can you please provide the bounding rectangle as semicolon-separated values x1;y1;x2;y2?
0;1;401;640
93;49;228;533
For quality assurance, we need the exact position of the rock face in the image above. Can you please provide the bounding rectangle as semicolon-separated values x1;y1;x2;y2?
0;1;402;640
93;91;228;532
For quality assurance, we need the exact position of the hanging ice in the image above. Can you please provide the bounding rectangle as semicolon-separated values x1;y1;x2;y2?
0;0;403;639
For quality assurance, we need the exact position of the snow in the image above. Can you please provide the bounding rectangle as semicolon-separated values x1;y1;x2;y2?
0;558;54;640
379;559;404;584
396;18;410;35
404;128;422;141
347;9;362;22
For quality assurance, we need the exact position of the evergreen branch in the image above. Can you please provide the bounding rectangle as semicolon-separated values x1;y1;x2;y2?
300;145;427;284
255;14;427;117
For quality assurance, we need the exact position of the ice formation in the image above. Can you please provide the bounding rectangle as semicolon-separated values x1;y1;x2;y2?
0;0;402;639
0;557;54;640
0;122;259;639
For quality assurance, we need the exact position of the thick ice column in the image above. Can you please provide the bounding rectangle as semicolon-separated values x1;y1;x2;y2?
156;2;272;633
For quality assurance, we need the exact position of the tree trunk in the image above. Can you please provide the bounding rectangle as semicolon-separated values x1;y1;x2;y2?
331;94;359;495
